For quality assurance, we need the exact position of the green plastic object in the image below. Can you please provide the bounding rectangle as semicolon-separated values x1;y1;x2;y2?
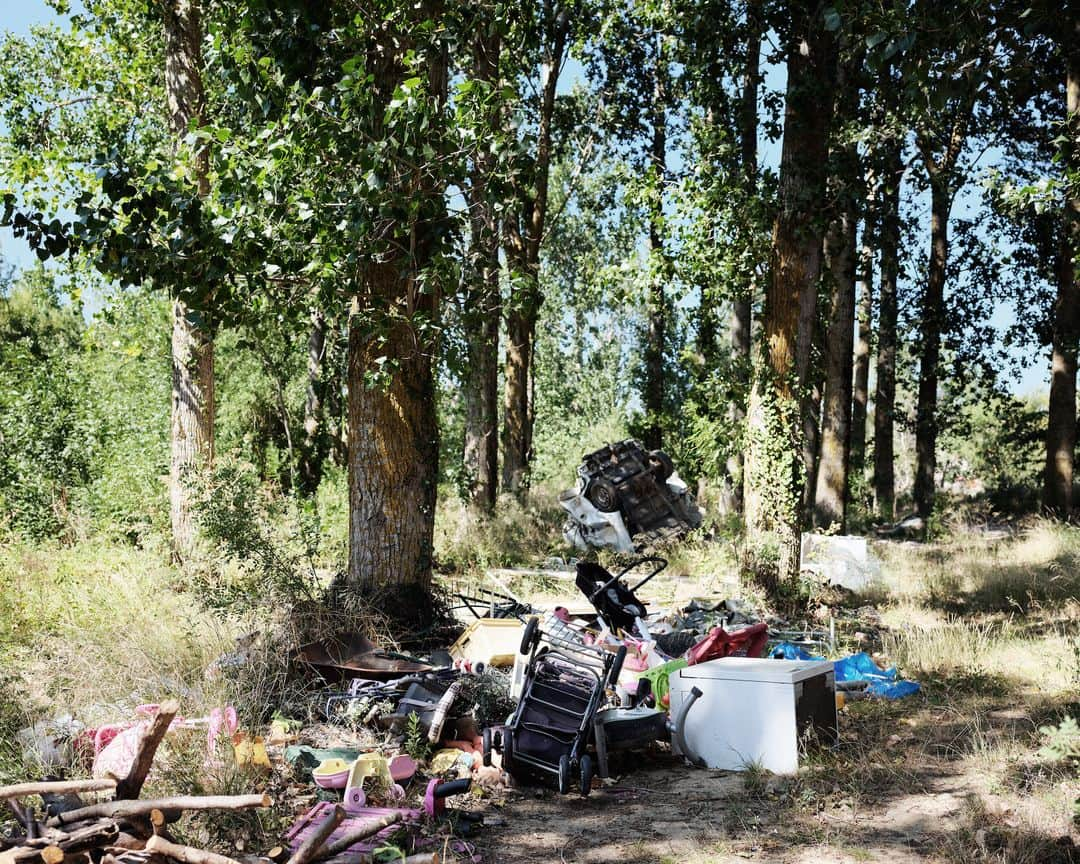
283;745;362;781
637;658;688;709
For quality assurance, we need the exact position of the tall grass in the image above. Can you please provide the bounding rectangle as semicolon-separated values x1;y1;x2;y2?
875;520;1080;614
0;538;239;729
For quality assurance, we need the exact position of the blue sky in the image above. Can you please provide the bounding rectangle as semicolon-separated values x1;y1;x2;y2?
1;1;1050;396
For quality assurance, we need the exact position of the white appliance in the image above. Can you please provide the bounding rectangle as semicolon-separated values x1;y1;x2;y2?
668;657;837;774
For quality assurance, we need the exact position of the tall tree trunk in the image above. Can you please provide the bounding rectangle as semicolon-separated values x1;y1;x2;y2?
346;10;446;602
347;283;438;596
165;0;213;561
913;177;951;520
502;6;567;495
1043;46;1080;516
462;28;501;510
800;328;823;521
814;186;858;530
298;308;328;497
643;45;668;452
850;183;875;483
873;144;901;521
744;1;836;586
170;301;213;558
502;277;536;494
725;3;761;512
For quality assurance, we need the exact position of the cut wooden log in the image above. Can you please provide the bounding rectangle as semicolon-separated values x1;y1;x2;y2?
263;848;284;863
0;781;117;801
314;813;402;860
115;701;180;801
38;849;62;864
284;805;343;864
48;794;270;828
145;835;242;864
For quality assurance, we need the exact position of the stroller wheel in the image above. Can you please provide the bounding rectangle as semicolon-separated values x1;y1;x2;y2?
579;754;594;797
520;616;539;655
557;754;571;795
482;728;492;766
502;730;514;771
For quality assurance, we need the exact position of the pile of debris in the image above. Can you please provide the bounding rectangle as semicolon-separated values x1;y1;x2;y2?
4;554;921;864
2;701;274;864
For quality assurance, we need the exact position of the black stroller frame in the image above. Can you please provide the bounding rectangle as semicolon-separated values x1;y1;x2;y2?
575;556;667;634
484;616;625;796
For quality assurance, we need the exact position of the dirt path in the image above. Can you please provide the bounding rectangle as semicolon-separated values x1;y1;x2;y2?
471;698;1080;864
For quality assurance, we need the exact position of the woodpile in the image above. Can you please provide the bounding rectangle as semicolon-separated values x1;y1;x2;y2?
0;702;271;864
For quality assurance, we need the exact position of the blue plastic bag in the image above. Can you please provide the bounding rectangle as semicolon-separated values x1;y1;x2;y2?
771;647;921;699
833;651;920;700
770;642;825;661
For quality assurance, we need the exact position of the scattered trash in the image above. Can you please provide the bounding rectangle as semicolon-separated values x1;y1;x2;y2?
874;513;926;539
771;644;921;700
559;439;703;552
800;533;884;592
450;618;524;669
299;633;432;683
1;701;271;864
833;652;921;700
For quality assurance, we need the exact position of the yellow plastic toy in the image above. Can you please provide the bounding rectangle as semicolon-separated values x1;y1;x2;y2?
232;732;271;770
345;752;394;791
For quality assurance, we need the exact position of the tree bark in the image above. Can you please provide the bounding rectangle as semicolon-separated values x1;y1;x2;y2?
725;3;761;512
347;278;439;597
643;43;668;452
165;0;213;562
873;143;902;521
850;182;875;483
913;177;952;520
744;1;836;585
298;308;328;497
462;27;502;511
501;3;568;495
346;12;446;602
814;182;858;530
1043;44;1080;516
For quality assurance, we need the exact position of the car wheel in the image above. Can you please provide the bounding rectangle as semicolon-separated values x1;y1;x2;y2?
650;449;675;480
587;478;619;512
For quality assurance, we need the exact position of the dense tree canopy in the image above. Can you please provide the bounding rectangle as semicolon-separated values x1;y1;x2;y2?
0;0;1077;599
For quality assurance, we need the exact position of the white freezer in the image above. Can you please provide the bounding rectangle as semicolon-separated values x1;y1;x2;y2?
669;657;837;774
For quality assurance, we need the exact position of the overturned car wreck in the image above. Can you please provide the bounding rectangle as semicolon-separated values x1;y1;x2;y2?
558;439;703;552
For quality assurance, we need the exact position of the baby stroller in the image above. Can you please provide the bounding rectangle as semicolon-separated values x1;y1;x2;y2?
484;616;625;796
576;557;667;634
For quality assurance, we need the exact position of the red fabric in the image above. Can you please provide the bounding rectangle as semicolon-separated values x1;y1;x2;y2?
686;622;769;665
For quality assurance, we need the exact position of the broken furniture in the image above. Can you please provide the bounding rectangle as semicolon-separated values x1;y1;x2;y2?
559;439;703;552
668;657;837;773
